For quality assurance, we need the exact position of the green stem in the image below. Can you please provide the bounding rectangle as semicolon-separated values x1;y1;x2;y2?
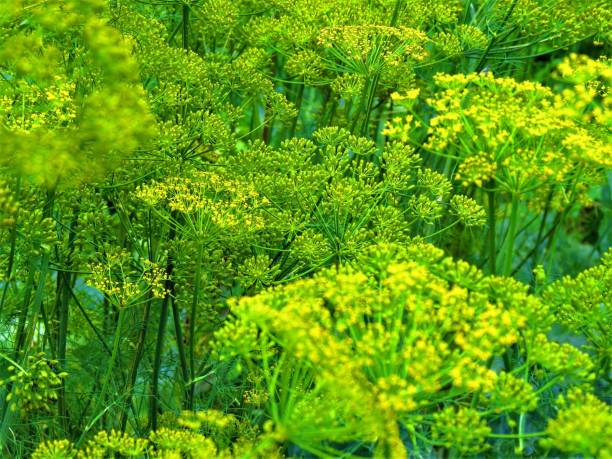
18;186;55;357
77;306;126;446
171;296;190;409
262;114;272;144
288;82;305;138
39;300;56;355
149;210;179;431
0;177;21;316
502;193;519;277
101;307;126;426
0;251;46;437
488;432;545;439
351;78;371;134
474;0;519;73
66;277;113;356
517;352;530;452
187;244;204;410
182;3;189;50
511;209;562;276
361;73;381;137
249;101;258;141
486;186;497;275
120;210;155;433
56;208;78;433
321;93;337;128
149;268;172;431
534;376;562;395
390;0;404;26
531;191;553;268
120;293;152;433
12;264;35;360
517;413;527;451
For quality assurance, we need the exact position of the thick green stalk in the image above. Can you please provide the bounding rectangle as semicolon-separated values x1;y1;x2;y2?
361;73;381;137
120;215;156;433
390;0;404;26
15;188;55;358
149;285;171;431
187;244;204;410
517;362;530;453
149;221;177;431
475;0;519;73
288;82;305;138
0;177;20;316
76;306;127;446
531;191;553;268
351;78;371;134
321;92;337;128
502;194;520;277
100;307;126;428
171;296;190;409
182;3;189;50
56;209;78;432
120;293;152;432
11;265;35;360
486;186;497;275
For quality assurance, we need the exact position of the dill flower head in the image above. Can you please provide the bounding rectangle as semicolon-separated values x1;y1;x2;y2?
450;195;486;227
543;248;611;371
81;430;149;458
31;439;75;459
0;1;155;187
399;0;463;27
541;388;612;458
285;49;325;84
386;62;611;212
318;25;428;83
134;172;268;232
2;352;68;414
7;0;612;456
433;31;463;57
0;182;18;228
213;242;590;455
455;24;488;50
432;406;491;454
487;372;538;413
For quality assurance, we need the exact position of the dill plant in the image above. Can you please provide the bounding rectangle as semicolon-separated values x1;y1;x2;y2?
0;0;609;458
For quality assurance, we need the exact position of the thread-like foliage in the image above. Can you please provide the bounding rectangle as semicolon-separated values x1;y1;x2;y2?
0;1;610;458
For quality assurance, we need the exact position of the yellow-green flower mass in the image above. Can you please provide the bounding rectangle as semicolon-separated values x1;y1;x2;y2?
0;0;610;458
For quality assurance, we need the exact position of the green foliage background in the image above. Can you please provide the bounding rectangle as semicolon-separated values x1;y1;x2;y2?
0;0;610;457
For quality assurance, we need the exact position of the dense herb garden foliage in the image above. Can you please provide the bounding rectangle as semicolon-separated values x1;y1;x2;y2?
0;0;610;457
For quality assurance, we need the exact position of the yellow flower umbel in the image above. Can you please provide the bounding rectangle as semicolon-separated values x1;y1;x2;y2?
432;406;491;454
31;439;75;459
78;430;149;458
213;242;594;456
0;0;155;188
0;181;18;229
543;248;612;375
386;59;611;209
541;388;612;458
88;250;169;307
1;352;68;415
